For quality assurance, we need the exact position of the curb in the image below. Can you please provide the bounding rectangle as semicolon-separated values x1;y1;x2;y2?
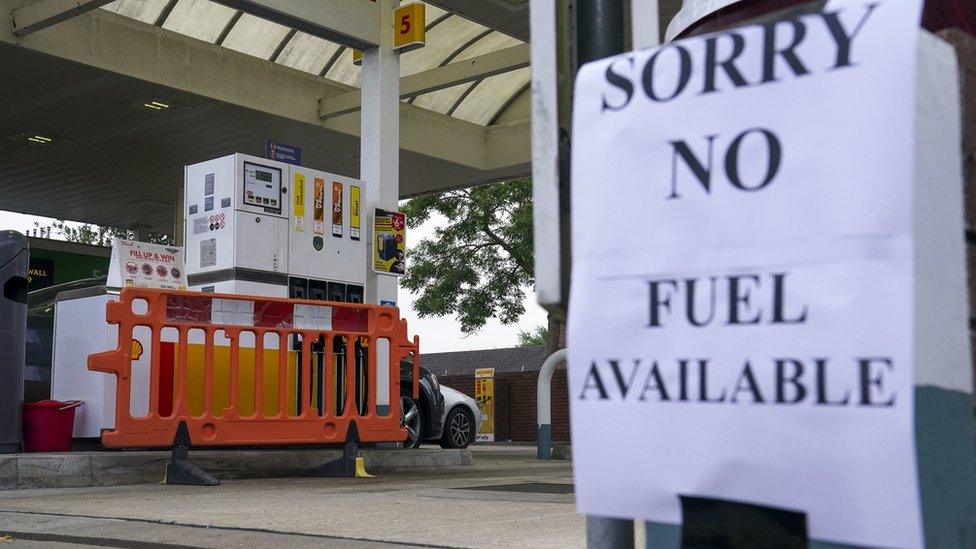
550;443;571;461
0;448;473;490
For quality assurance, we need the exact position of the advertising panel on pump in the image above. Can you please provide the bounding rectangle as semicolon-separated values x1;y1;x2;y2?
107;239;187;291
373;208;406;276
567;1;925;547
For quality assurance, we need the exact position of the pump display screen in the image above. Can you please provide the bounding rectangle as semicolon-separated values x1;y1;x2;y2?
243;162;282;213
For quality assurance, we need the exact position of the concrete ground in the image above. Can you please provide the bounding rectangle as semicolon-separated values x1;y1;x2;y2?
0;446;600;548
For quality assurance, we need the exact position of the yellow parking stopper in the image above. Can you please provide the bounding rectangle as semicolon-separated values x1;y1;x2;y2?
355;457;373;478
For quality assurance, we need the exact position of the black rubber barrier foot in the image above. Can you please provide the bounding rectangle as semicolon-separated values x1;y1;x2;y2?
165;423;219;486
311;423;360;478
166;445;220;486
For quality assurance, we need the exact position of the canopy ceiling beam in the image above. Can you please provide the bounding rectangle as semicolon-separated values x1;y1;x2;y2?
209;0;380;49
319;43;530;120
487;80;530;125
486;118;531;172
215;10;243;46
154;0;180;27
11;0;114;36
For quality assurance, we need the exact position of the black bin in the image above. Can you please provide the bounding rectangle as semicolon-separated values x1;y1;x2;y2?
0;231;28;453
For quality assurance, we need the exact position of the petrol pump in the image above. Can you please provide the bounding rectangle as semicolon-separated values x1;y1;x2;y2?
182;153;367;302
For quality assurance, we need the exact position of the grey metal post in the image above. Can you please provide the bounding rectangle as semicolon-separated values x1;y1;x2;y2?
575;2;635;546
0;231;29;453
577;0;624;64
587;516;635;549
536;348;566;460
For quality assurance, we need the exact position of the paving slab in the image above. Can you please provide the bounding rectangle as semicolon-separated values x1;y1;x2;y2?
17;455;91;490
0;456;15;490
90;451;170;487
366;447;470;470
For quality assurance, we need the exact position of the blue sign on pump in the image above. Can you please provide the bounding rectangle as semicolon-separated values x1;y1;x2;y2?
266;141;301;165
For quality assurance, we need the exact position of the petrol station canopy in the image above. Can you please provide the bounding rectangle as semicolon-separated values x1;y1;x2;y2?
0;0;540;234
0;0;684;235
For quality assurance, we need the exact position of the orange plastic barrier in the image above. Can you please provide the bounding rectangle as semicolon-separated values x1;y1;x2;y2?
88;288;419;449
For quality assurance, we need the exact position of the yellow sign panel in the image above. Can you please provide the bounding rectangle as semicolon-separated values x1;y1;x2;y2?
313;178;325;235
332;182;343;237
293;172;305;232
352;48;362;66
474;367;495;442
393;3;425;52
350;185;361;241
373;208;406;276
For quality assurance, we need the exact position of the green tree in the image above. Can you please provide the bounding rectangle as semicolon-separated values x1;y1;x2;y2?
517;325;549;347
401;179;558;348
34;220;172;246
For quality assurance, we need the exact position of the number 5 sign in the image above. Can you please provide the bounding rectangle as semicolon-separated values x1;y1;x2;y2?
393;3;425;52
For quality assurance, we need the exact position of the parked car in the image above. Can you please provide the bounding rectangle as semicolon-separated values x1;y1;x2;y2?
433;385;481;449
399;360;445;448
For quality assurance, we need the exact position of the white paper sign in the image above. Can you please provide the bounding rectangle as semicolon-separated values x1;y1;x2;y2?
107;239;188;291
568;1;923;547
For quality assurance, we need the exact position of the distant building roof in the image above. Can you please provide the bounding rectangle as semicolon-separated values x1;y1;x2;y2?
422;345;549;377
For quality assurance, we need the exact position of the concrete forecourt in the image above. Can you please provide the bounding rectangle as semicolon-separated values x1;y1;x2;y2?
0;447;602;548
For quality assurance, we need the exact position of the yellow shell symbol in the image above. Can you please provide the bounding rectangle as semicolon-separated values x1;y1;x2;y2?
130;340;144;360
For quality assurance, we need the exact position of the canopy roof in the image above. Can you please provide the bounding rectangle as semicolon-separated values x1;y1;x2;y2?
102;0;530;126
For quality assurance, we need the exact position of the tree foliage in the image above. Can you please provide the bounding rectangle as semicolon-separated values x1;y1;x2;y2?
400;179;533;334
33;220;172;246
517;325;548;347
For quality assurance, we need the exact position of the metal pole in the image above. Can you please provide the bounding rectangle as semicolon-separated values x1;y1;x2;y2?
537;348;567;459
576;0;624;65
574;2;634;547
587;515;635;549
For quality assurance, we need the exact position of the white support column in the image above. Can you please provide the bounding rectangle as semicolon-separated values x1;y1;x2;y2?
361;0;400;306
530;0;562;311
631;0;660;48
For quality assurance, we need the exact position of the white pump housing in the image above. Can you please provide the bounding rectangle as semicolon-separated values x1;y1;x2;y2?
183;153;367;301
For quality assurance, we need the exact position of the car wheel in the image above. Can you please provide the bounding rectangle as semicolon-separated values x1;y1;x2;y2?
440;406;475;449
400;392;423;449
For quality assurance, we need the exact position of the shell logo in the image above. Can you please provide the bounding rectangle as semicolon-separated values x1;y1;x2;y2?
130;340;144;361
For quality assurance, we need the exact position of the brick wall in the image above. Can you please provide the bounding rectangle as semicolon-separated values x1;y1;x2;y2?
441;366;571;443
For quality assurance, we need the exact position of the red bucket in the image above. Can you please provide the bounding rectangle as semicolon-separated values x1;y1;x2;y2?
22;400;81;452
